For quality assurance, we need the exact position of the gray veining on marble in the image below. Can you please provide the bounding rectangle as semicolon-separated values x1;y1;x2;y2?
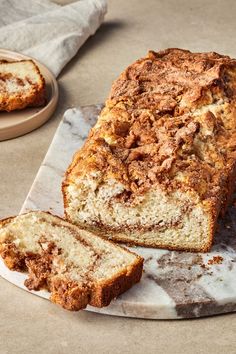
1;104;236;319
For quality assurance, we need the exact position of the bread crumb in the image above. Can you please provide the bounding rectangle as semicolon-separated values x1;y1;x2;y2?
207;256;224;265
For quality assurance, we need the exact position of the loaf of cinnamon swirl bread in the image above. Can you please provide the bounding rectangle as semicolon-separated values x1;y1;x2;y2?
63;49;236;252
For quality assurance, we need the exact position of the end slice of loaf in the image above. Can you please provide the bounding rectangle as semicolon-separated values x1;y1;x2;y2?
0;60;46;112
0;211;143;311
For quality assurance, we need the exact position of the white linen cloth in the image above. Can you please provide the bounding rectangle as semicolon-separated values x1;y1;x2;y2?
0;0;107;76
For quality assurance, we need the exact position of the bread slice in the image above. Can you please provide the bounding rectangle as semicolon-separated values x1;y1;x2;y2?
0;60;46;112
0;211;143;311
63;48;236;252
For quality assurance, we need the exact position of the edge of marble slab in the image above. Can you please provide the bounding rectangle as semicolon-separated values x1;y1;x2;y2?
1;256;236;320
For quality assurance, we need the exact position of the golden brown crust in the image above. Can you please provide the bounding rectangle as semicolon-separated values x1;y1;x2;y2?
0;59;46;112
50;259;143;310
0;213;143;311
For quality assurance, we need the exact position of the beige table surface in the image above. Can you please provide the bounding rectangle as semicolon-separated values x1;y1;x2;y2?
1;0;236;353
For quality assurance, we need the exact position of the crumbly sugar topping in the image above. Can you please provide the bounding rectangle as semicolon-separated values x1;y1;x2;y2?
68;49;236;202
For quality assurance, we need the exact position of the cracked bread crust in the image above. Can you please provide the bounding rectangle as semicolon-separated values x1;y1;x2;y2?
0;212;143;311
0;60;46;112
63;49;236;252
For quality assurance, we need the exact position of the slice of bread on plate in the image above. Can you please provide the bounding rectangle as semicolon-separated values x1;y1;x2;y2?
0;211;143;311
0;60;46;112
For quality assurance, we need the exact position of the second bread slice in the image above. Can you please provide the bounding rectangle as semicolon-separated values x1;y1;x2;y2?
0;211;143;311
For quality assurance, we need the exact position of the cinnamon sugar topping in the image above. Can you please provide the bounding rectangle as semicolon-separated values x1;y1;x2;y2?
69;50;236;204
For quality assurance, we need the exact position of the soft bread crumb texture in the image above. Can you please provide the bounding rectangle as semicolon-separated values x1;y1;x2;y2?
63;49;236;252
65;183;212;252
0;60;46;111
0;211;143;311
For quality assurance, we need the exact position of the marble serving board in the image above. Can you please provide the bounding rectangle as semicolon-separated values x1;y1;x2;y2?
1;104;236;319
